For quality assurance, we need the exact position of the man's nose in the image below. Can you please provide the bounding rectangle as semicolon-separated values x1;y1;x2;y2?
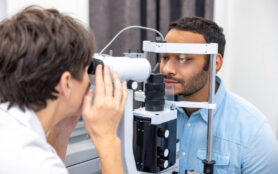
160;59;177;75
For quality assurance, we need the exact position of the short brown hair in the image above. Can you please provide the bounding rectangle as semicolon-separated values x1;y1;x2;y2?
0;6;96;111
169;16;226;58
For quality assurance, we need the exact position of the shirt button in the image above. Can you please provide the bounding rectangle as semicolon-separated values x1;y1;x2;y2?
186;123;191;127
182;152;186;156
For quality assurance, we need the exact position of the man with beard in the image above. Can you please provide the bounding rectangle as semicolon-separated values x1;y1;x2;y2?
160;17;278;174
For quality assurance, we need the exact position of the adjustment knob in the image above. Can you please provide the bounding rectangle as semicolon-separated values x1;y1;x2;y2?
158;147;169;157
127;80;138;90
158;128;170;138
158;159;169;169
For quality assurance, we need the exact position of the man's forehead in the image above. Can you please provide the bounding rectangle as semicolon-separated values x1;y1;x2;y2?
165;29;206;44
161;29;207;57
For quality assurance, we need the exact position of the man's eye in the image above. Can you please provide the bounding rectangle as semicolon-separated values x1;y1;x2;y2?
178;57;189;63
161;57;169;61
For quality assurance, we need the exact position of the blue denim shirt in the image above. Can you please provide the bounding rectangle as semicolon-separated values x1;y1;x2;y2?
177;77;278;174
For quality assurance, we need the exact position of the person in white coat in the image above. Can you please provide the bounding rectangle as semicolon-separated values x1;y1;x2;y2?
0;6;127;174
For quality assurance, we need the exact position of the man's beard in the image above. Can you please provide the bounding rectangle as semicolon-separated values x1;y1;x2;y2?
164;69;209;97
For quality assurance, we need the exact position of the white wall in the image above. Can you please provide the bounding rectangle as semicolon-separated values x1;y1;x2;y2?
1;0;89;26
214;0;278;133
0;0;7;21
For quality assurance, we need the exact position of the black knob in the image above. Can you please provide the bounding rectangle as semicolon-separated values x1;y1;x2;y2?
158;128;170;138
158;159;169;169
127;80;138;90
158;147;169;157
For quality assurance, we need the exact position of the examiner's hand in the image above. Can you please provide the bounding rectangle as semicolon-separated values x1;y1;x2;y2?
82;65;127;174
82;64;127;151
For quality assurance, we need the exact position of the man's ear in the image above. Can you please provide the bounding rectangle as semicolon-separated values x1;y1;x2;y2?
55;71;72;99
216;53;223;74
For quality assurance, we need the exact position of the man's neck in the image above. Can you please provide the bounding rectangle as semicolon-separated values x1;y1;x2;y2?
183;82;219;117
35;101;60;134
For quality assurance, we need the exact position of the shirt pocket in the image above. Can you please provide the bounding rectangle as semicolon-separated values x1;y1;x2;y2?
196;149;230;174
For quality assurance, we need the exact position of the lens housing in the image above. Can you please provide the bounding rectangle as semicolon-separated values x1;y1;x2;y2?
145;73;165;111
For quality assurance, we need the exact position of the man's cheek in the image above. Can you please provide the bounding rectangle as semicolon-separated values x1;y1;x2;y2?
173;83;183;94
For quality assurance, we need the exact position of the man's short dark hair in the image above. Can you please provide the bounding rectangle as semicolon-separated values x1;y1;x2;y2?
169;16;226;58
0;6;96;111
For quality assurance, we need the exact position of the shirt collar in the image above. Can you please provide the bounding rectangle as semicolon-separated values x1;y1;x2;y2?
199;76;226;123
0;102;46;141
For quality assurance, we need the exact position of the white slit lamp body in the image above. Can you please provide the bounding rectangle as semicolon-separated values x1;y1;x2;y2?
65;40;218;174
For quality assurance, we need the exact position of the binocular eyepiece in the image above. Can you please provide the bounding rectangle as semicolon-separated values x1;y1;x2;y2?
87;58;104;75
87;56;151;82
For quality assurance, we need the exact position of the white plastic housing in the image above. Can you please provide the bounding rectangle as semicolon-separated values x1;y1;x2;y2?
94;54;151;82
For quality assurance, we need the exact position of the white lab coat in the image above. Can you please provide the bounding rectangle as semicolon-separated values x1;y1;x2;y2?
0;103;68;174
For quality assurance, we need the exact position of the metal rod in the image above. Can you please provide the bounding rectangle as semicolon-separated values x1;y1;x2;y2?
155;0;161;68
206;54;216;161
140;0;147;51
99;26;164;55
156;0;160;32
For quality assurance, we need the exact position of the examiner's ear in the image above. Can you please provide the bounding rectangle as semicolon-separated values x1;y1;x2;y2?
216;53;223;74
55;71;72;99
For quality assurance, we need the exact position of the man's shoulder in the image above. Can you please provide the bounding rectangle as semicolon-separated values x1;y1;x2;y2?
220;89;266;123
0;114;50;156
0;124;67;173
0;107;67;174
215;89;270;147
